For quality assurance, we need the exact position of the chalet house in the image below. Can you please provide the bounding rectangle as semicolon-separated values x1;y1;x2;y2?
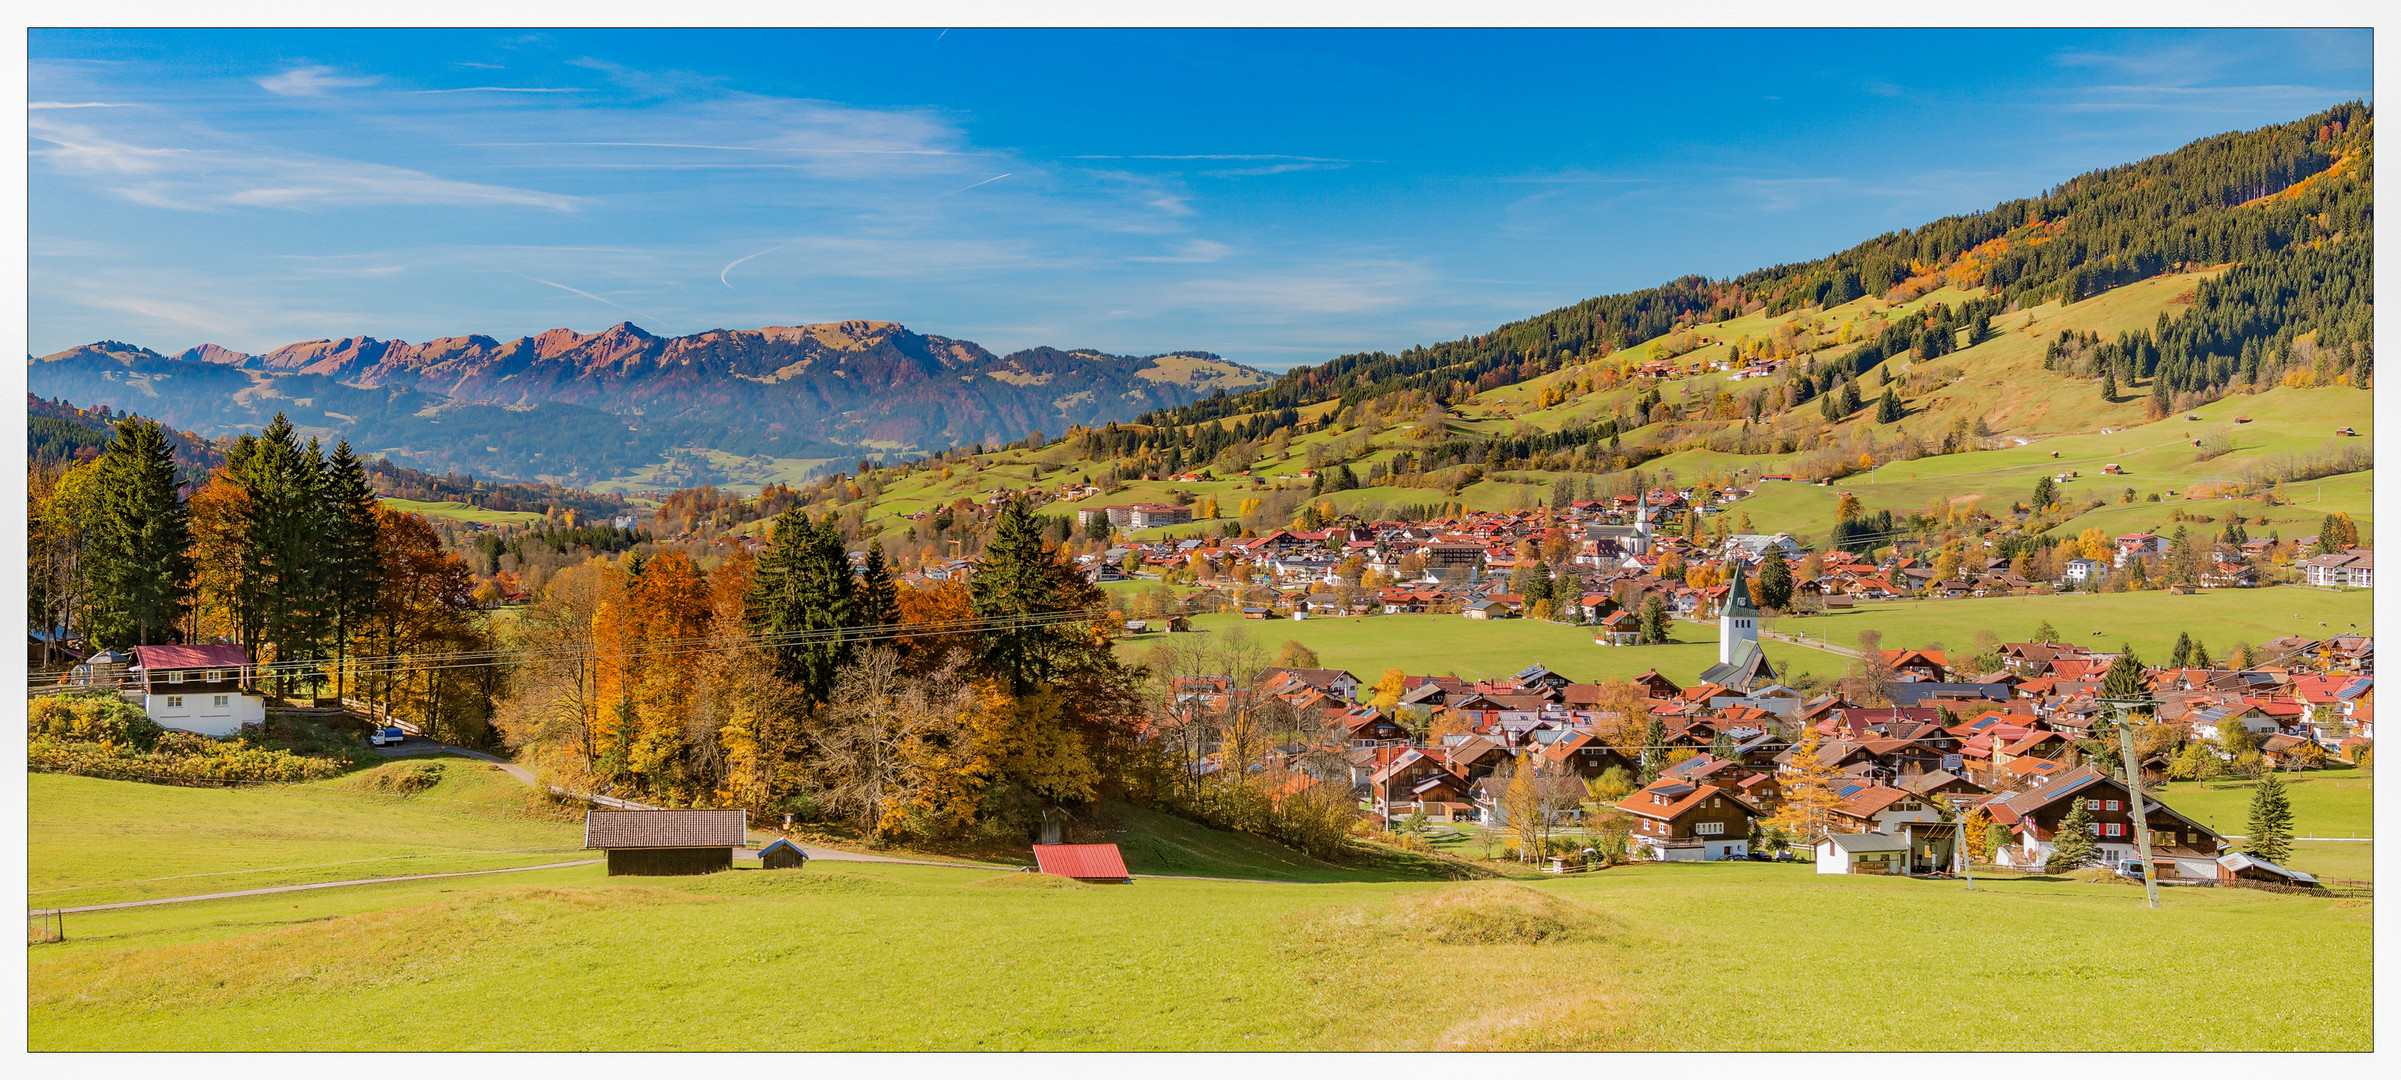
1984;766;2222;880
1615;777;1758;861
1827;783;1946;834
1368;749;1474;821
129;643;265;737
2063;557;2104;584
2113;533;2168;566
2302;547;2373;588
1258;667;1362;702
1536;729;1639;779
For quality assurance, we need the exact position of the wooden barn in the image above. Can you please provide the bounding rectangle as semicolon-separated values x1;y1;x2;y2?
758;838;810;870
1032;843;1133;884
584;809;748;876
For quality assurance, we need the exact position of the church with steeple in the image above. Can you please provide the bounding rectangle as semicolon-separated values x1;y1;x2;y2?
1698;560;1778;692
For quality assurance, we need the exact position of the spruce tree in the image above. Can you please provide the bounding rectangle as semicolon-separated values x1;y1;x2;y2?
234;415;335;692
1755;553;1794;610
857;541;901;630
1638;713;1667;783
1874;387;1904;423
322;440;383;700
743;508;858;705
1839;378;1862;415
2100;645;2147;703
2245;771;2294;864
2169;631;2194;668
1638;595;1670;645
2049;797;2099;871
2100;367;2118;401
86;418;193;647
972;496;1104;694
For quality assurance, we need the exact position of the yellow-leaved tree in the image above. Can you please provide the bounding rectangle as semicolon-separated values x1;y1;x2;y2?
1369;668;1407;709
1770;727;1844;846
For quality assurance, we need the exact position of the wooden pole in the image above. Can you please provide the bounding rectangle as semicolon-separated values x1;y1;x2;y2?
2115;702;2160;909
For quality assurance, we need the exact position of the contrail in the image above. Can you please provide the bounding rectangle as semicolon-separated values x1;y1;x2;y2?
720;242;792;287
515;273;664;324
945;172;1011;196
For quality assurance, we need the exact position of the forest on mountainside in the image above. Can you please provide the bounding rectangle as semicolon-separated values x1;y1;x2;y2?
1143;102;2371;433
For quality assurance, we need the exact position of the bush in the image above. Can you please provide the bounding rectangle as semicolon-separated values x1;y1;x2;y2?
27;693;163;749
29;733;348;786
355;760;447;796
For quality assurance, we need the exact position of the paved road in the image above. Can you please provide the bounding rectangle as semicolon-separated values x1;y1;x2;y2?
51;859;605;914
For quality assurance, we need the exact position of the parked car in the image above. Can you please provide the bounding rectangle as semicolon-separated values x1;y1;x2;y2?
370;727;406;747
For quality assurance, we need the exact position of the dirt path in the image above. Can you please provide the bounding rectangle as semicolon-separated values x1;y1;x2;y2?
51;859;605;914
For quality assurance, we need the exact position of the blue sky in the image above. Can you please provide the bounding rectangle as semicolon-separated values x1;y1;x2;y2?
28;28;2373;368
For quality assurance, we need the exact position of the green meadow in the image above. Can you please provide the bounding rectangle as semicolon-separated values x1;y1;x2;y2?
377;498;548;527
29;846;2370;1051
30;763;584;907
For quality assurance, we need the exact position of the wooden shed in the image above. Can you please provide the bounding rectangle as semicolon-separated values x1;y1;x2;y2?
1032;843;1134;884
584;809;747;876
758;837;809;870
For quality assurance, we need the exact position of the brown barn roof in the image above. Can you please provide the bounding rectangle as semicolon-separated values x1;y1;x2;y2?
584;809;748;849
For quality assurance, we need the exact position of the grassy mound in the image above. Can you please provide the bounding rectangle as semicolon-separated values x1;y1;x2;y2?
1307;882;1607;946
669;868;906;897
965;872;1093;890
347;760;447;796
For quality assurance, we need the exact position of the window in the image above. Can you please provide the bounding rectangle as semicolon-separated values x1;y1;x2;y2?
207;669;224;682
165;695;184;709
2085;798;2101;811
2104;823;2125;838
168;670;185;685
2104;799;2121;812
1696;821;1725;836
213;695;229;708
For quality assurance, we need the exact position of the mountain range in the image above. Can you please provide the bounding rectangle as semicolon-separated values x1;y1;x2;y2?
28;321;1268;489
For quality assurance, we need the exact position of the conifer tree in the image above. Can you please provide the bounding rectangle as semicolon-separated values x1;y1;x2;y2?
1637;595;1670;645
1874;386;1904;423
2049;797;2099;871
2169;631;2194;668
1637;712;1667;784
323;440;383;700
86;418;193;647
857;541;901;630
744;508;858;705
972;496;1105;694
233;415;334;692
2245;770;2294;864
1755;553;1793;611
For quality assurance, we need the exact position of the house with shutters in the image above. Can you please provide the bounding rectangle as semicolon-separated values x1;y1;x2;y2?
1613;776;1760;861
129;643;265;737
1983;765;2223;880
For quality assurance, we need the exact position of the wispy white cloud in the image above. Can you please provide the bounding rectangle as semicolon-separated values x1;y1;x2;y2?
409;86;589;94
257;65;381;97
30;115;581;211
29;100;137;109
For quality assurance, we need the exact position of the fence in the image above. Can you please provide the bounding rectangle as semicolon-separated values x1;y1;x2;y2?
2213;876;2374;900
28;908;63;945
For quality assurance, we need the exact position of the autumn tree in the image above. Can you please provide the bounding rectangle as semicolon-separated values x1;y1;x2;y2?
1275;639;1321;669
1368;667;1407;709
1771;727;1844;846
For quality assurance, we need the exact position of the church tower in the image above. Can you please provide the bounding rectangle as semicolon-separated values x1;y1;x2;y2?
1629;499;1652;556
1719;559;1761;664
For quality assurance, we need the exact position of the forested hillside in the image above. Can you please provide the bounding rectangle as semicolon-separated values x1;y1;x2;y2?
726;104;2370;571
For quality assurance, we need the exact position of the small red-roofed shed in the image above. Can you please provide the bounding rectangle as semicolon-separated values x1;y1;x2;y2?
1032;843;1133;883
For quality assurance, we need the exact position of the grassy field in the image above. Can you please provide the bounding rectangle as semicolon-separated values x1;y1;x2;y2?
2155;765;2375;841
1117;611;1850;686
377;497;548;527
1762;585;2374;663
29;854;2371;1050
29;762;585;907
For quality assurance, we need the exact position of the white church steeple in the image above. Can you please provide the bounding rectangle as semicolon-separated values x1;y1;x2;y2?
1719;560;1761;664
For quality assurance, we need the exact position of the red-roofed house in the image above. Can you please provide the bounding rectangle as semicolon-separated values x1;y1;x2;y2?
130;643;263;736
1615;776;1758;861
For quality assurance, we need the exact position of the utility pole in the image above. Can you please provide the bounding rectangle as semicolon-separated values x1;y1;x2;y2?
2113;699;2160;909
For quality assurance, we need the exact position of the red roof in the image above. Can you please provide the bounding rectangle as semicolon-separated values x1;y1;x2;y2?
131;644;251;670
1032;843;1132;882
